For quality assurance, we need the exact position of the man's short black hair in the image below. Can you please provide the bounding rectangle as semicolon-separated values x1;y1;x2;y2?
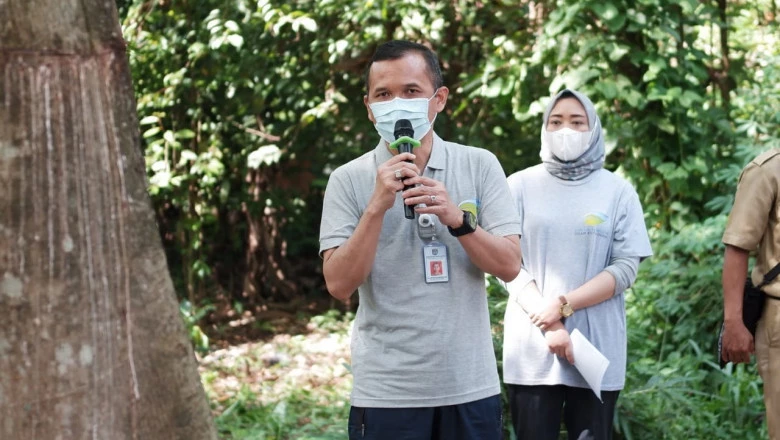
364;40;444;93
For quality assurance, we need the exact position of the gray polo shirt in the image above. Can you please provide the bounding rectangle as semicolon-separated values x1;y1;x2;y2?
320;133;522;407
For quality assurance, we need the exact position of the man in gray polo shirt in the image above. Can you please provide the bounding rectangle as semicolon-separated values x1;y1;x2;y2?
319;40;522;440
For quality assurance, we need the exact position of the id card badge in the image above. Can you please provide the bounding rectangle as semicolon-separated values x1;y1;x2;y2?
423;241;449;283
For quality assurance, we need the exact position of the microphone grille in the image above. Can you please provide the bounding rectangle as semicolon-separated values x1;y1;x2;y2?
393;119;414;139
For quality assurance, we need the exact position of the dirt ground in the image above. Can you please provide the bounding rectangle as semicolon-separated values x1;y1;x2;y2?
198;311;353;412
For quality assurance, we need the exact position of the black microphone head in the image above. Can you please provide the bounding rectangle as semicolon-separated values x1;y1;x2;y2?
394;119;414;139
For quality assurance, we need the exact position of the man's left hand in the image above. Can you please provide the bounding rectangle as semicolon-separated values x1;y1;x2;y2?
401;176;462;227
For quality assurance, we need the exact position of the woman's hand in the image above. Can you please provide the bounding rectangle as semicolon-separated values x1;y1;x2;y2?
529;297;563;330
544;322;574;364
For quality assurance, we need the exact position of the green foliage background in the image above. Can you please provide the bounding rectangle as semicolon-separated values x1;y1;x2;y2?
119;0;779;437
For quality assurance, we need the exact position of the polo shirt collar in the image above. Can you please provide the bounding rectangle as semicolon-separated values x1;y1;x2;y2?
426;133;446;170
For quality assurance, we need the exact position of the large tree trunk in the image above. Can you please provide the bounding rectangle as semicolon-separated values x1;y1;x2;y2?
0;1;217;439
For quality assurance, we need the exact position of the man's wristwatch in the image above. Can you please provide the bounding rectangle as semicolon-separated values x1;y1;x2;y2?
559;295;574;318
448;210;477;237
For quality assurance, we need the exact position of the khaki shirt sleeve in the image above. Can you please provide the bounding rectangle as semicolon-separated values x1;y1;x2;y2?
722;162;775;251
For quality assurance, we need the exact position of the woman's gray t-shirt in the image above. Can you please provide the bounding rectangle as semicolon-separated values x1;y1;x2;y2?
502;165;652;390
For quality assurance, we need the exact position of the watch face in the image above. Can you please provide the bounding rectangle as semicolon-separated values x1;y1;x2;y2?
561;303;574;318
465;211;477;230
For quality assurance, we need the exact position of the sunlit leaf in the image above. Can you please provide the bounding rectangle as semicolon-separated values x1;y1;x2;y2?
247;145;282;169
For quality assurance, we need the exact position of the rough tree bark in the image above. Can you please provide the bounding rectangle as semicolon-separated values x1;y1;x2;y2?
0;1;217;438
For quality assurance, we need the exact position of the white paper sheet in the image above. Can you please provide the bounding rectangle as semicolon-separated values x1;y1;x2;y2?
570;329;610;401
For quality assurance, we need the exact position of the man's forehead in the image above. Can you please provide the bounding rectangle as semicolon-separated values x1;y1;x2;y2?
368;54;432;88
372;80;426;91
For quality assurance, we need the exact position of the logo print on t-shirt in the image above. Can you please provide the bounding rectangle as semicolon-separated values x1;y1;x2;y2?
584;212;608;226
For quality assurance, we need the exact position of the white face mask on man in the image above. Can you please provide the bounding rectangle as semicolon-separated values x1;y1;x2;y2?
542;127;594;162
369;91;438;144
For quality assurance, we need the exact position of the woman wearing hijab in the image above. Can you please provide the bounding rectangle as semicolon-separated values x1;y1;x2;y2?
502;89;653;440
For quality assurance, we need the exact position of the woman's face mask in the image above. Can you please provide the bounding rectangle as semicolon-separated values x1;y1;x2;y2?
369;91;438;144
542;127;593;162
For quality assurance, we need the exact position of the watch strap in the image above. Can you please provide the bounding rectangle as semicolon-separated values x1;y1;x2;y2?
448;211;476;237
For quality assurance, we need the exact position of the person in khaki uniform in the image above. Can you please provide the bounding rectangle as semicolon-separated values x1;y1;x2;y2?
721;147;780;439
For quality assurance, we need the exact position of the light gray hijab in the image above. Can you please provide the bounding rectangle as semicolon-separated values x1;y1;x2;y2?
540;89;605;180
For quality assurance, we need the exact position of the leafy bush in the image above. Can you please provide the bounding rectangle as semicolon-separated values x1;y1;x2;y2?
180;299;215;353
615;214;768;438
121;0;779;309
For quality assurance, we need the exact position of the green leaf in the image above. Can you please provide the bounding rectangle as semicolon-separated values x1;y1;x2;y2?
296;16;318;32
150;160;168;173
179;149;198;163
224;20;239;32
163;130;176;145
247;145;282;169
150;170;171;188
140;115;160;125
607;43;630;62
175;129;196;139
143;126;161;138
226;34;244;49
591;3;626;32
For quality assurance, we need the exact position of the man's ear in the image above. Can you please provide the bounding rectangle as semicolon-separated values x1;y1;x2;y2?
364;95;376;124
433;87;449;112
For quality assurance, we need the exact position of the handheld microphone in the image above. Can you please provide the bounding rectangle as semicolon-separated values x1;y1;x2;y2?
394;119;416;219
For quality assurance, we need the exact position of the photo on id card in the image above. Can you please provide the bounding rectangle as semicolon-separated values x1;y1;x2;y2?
423;242;449;283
